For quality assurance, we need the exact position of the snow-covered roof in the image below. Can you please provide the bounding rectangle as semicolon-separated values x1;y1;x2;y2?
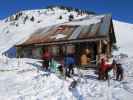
17;14;115;46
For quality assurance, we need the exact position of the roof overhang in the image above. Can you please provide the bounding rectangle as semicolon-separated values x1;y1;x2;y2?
16;36;109;47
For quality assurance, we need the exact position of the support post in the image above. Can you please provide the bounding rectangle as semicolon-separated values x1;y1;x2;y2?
16;47;19;58
64;44;67;79
106;42;111;58
97;40;102;63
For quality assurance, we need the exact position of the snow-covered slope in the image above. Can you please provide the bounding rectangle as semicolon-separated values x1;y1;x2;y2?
113;20;133;57
0;55;133;100
0;7;88;54
1;7;132;57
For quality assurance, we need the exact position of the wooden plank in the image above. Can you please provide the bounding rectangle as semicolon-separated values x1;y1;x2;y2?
69;26;83;39
78;25;92;38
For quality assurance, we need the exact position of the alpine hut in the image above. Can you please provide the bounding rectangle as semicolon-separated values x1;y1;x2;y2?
16;14;116;68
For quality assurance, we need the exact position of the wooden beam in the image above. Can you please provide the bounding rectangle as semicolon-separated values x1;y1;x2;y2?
96;40;102;64
16;37;108;47
106;42;111;58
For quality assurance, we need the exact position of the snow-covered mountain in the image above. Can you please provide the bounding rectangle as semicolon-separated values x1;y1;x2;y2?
0;6;89;54
0;6;133;57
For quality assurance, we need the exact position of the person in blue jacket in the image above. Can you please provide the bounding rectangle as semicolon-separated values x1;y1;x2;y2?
64;54;75;77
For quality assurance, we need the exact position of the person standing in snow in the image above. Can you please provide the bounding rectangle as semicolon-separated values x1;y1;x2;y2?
98;55;112;80
64;54;75;77
98;58;106;80
111;59;124;81
113;61;124;81
42;48;52;70
58;58;65;76
115;63;123;81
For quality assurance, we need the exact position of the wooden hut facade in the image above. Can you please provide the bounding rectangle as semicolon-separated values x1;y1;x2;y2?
16;14;116;68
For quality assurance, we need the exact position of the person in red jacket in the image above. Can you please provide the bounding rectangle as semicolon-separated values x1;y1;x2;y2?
42;48;52;70
99;58;112;80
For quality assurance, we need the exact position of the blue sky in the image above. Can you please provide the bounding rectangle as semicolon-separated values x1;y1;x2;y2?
0;0;133;23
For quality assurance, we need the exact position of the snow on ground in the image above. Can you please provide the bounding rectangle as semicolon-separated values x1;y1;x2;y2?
0;56;133;100
113;20;133;57
0;58;73;100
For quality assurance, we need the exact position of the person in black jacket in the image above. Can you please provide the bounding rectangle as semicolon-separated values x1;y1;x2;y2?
115;63;124;81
